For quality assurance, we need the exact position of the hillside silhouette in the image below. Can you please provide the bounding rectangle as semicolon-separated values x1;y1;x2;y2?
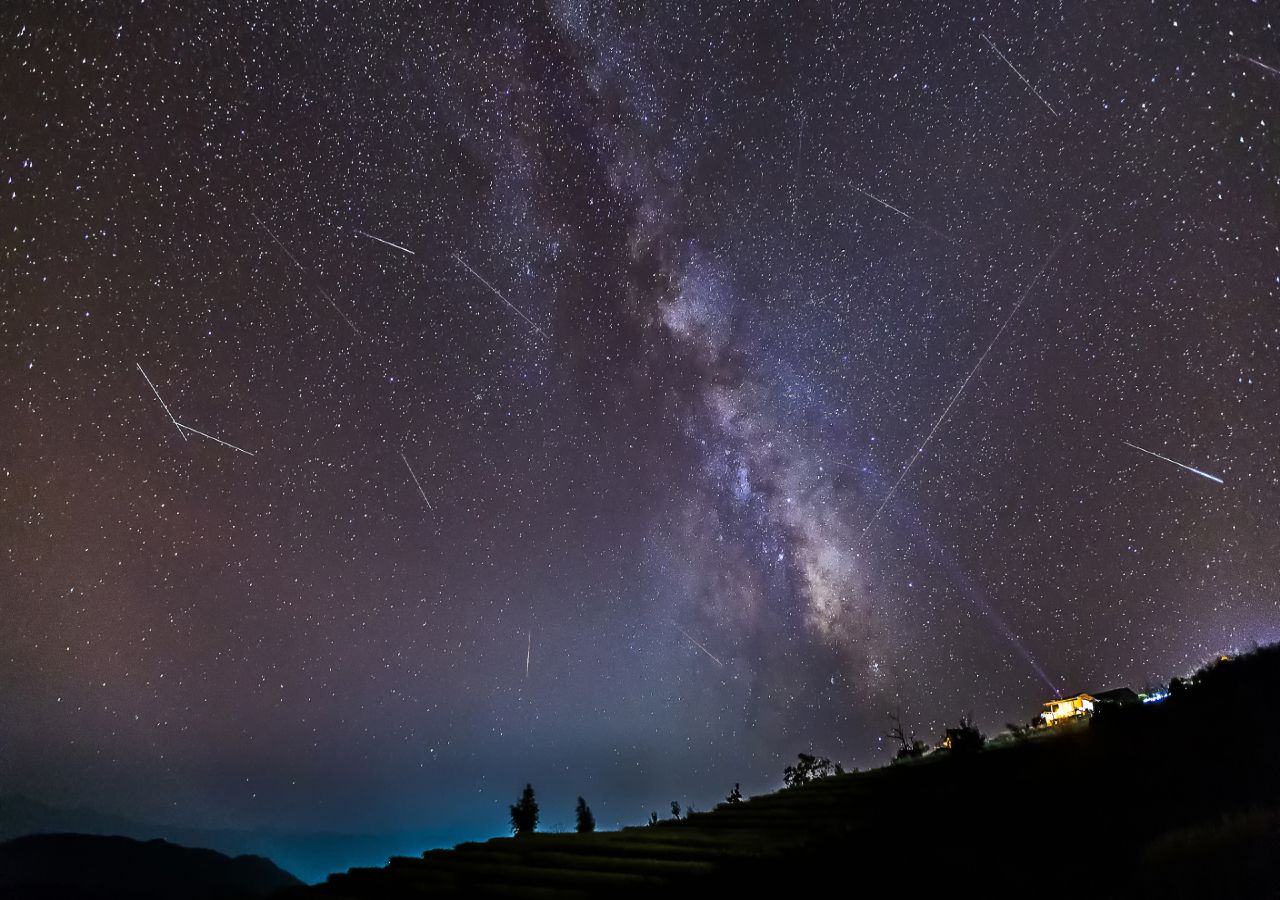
0;795;466;884
288;643;1280;898
0;833;302;900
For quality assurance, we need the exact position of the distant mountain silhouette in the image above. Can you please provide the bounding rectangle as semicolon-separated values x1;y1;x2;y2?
0;795;467;884
0;833;302;899
0;795;148;842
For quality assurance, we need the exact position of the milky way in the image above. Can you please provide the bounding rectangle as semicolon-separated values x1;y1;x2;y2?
3;2;1278;841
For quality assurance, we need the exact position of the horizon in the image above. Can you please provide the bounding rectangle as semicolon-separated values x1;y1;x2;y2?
3;640;1263;843
1;639;1263;885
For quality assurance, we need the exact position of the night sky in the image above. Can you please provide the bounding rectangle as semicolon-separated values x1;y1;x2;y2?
3;1;1278;841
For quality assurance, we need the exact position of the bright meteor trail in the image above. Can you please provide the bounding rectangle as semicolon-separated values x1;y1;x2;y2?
676;624;724;667
452;254;549;339
352;227;416;256
1237;54;1280;78
1124;441;1224;485
136;363;187;442
857;232;1070;547
398;449;435;511
137;362;255;456
852;186;956;244
178;422;256;457
981;33;1059;117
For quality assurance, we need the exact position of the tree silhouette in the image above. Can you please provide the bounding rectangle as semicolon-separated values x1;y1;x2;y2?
669;800;681;820
725;783;743;804
574;796;595;833
648;811;659;826
509;784;539;836
887;709;928;760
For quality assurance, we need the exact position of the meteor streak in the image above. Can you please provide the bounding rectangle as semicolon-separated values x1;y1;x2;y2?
136;363;187;441
676;624;724;667
1123;441;1223;485
526;630;532;678
857;232;1071;547
1238;54;1280;78
398;449;435;510
452;254;549;338
852;186;956;244
178;422;256;457
981;33;1059;117
252;213;361;336
137;362;255;456
352;227;416;256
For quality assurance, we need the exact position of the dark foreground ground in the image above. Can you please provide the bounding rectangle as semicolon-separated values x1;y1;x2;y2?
292;646;1280;899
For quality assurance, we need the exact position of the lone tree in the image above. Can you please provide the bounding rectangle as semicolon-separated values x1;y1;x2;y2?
887;709;928;760
725;783;743;804
670;800;682;820
509;784;539;836
574;796;595;833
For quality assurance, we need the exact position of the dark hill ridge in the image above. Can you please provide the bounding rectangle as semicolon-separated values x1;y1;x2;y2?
0;833;303;900
293;644;1280;899
0;795;466;884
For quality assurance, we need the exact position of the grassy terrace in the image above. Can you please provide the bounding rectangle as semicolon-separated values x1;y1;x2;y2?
291;646;1280;898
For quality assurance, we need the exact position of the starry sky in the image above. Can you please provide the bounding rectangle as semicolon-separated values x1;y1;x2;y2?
3;1;1278;840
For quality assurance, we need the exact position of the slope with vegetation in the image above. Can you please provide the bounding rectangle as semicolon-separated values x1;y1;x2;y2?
292;644;1280;899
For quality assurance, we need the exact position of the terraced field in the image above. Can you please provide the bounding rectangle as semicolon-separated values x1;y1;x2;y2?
299;765;905;898
309;827;790;898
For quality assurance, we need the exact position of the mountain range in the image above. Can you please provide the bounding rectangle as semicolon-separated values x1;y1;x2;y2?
0;794;464;884
0;833;302;899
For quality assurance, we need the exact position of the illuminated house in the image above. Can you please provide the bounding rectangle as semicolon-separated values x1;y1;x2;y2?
1041;688;1139;726
1042;693;1096;725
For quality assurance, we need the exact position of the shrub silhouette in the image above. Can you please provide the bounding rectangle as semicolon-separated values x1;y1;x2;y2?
574;796;595;833
508;784;539;836
725;783;743;804
669;801;681;820
897;739;928;759
782;753;837;787
944;716;985;754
